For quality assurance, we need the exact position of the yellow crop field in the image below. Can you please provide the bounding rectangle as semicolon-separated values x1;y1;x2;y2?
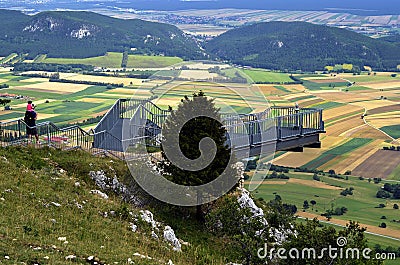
324;105;363;120
367;115;400;128
18;82;90;94
361;81;400;89
64;74;144;86
273;150;322;168
283;92;309;100
179;70;219;79
342;63;353;71
352;99;398;110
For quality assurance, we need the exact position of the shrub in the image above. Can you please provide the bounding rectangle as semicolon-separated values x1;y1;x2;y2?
373;178;382;184
340;188;354;196
313;173;320;181
379;222;387;228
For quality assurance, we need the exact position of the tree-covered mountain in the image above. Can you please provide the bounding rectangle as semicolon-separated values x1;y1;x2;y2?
205;22;400;71
381;34;400;45
0;10;204;59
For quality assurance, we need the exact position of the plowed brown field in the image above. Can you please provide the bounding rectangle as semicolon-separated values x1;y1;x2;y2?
353;150;400;179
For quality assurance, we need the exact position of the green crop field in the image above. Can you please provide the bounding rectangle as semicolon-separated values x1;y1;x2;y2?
274;86;291;93
43;52;124;68
301;80;350;91
127;55;183;68
310;101;345;109
242;69;294;83
380;125;400;139
345;85;372;91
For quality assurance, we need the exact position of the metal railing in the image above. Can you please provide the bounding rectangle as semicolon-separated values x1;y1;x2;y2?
1;98;324;160
0;118;128;160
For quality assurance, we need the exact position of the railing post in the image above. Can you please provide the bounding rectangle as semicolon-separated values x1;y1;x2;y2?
249;122;253;147
319;109;324;131
17;120;21;140
47;123;51;146
299;114;303;135
277;117;282;140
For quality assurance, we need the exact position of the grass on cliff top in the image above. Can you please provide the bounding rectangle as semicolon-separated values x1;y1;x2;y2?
0;146;239;265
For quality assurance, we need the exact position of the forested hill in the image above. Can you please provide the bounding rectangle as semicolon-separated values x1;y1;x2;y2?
381;35;400;45
205;21;400;71
0;10;203;59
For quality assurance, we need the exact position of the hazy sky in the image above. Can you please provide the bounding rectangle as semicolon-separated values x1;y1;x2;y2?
112;0;400;15
1;0;399;15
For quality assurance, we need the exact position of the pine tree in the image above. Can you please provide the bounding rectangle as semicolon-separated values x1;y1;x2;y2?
160;91;237;220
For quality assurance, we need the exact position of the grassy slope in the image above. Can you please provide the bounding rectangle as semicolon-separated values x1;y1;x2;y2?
0;147;238;265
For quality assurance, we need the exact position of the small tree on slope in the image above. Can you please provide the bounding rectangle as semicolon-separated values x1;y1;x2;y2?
160;91;237;220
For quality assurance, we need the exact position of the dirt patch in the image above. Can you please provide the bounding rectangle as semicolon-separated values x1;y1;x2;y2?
353;150;400;179
297;211;400;240
273;150;322;168
288;178;342;190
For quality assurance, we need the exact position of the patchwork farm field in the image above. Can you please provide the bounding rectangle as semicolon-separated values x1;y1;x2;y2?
0;71;140;125
272;72;400;180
